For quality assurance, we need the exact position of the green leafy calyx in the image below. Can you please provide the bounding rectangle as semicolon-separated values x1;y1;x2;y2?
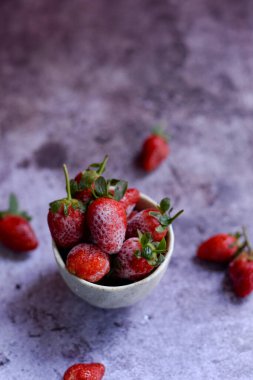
70;155;108;195
49;164;86;215
152;126;169;142
91;176;128;201
232;226;253;260
134;231;167;266
149;198;184;233
0;193;32;221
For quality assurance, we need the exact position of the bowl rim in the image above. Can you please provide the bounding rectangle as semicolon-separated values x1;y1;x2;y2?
53;193;175;291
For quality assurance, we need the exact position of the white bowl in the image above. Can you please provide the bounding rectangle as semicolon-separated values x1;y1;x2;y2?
53;193;175;309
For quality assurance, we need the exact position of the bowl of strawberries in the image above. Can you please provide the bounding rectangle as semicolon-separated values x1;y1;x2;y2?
48;157;183;309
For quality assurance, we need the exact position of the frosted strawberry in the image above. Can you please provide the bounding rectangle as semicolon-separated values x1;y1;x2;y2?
70;156;108;204
48;165;86;249
87;176;128;254
127;198;183;242
114;232;167;281
119;188;140;216
66;243;110;283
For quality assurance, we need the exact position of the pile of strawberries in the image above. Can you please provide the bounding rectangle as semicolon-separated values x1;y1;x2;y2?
197;228;253;297
47;156;183;285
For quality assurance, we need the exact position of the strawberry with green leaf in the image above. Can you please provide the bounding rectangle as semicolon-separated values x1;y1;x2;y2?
127;198;183;242
114;231;167;281
87;176;128;254
197;232;242;263
48;164;86;249
229;228;253;297
141;127;169;172
70;156;108;204
0;194;38;252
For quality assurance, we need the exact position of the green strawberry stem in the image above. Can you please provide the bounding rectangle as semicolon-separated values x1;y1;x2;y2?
232;226;253;260
97;155;109;176
168;209;184;224
152;126;169;142
0;193;31;220
63;164;72;201
242;226;252;253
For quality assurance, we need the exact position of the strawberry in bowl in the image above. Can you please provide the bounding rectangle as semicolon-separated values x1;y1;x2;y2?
48;157;183;308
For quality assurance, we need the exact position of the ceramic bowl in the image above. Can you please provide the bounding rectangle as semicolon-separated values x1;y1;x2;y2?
53;193;175;309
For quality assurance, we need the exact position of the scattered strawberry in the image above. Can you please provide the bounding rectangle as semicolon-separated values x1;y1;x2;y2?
114;232;167;281
48;164;86;249
66;243;110;283
63;363;105;380
197;233;240;263
229;228;253;297
141;128;169;172
127;198;183;242
0;194;38;252
70;156;108;204
119;188;140;216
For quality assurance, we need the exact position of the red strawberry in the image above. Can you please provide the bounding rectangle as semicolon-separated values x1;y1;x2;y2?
127;198;183;242
66;243;110;283
119;188;140;216
114;232;167;281
87;198;127;254
70;156;108;204
48;165;86;249
0;194;38;252
141;128;169;172
197;233;240;263
229;229;253;297
128;210;138;221
229;253;253;297
63;363;105;380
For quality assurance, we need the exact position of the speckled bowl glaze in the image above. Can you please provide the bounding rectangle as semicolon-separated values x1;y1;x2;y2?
53;193;175;309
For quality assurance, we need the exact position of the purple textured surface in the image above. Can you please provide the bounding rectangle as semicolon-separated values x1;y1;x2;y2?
1;0;253;379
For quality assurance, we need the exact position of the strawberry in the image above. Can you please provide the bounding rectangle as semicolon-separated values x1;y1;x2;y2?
128;210;138;221
66;243;110;283
63;363;105;380
229;228;253;297
48;165;86;249
119;188;140;216
114;232;167;281
127;198;183;242
0;194;38;252
141;128;169;172
87;198;127;254
86;175;128;254
197;233;241;263
70;156;108;204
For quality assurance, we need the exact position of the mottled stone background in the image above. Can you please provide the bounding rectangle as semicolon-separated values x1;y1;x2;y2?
1;0;253;379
